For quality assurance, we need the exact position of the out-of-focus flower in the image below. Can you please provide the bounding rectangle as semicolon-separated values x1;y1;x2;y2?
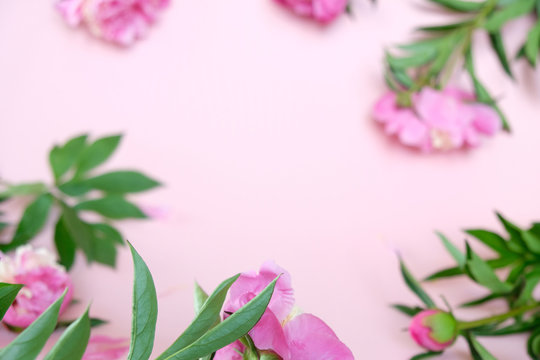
274;0;348;24
56;0;169;46
0;246;73;328
82;335;130;360
373;87;501;152
215;261;354;360
409;309;458;352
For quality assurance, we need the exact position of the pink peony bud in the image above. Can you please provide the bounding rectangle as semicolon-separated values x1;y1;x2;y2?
0;246;73;328
409;309;458;352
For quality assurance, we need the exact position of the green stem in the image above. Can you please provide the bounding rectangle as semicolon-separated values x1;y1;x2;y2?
458;302;540;330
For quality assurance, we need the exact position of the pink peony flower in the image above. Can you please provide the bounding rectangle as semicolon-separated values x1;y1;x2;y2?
216;261;353;360
373;87;502;152
214;340;245;360
56;0;169;46
82;335;130;360
0;246;73;328
273;0;348;24
409;309;458;352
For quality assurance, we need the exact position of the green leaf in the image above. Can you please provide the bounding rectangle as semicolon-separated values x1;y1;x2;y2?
474;317;540;336
75;134;122;177
0;290;66;360
515;268;540;306
410;351;443;360
0;182;47;198
437;232;466;268
90;223;124;267
427;0;485;12
194;282;209;315
527;327;540;359
0;193;54;252
75;196;146;219
399;258;436;308
387;50;437;69
160;276;279;360
484;0;535;32
157;274;240;360
465;229;511;255
489;32;514;78
43;306;91;360
0;222;7;232
496;212;527;253
127;243;158;360
418;21;472;32
49;135;88;181
465;333;497;360
54;217;77;271
85;171;161;194
392;304;424;317
0;283;23;320
466;243;513;294
460;293;503;307
57;181;92;197
426;256;517;281
60;203;94;262
522;229;540;254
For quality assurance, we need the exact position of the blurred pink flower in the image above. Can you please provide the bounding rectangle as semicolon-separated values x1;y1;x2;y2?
82;335;130;360
0;246;73;328
409;309;457;352
216;261;353;360
56;0;169;46
274;0;348;24
373;87;502;152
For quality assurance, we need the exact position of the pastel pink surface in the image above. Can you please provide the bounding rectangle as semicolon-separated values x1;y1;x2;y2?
1;1;540;359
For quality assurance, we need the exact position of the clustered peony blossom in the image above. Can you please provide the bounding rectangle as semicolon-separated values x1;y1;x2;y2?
409;309;458;352
373;87;502;152
0;246;73;328
273;0;348;24
214;261;354;360
56;0;169;46
82;335;130;360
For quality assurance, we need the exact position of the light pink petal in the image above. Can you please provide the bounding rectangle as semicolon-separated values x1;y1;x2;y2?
373;92;399;123
284;314;354;360
249;310;290;359
82;335;130;360
397;115;429;148
56;0;85;26
469;104;502;135
312;0;348;23
225;261;294;323
213;340;245;360
275;0;318;17
463;127;481;147
442;87;475;102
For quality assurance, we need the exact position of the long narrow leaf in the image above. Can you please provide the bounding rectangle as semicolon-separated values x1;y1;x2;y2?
0;283;23;320
43;307;91;360
400;258;436;308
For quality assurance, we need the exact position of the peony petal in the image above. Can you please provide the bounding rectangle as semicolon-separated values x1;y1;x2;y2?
249;310;290;359
284;313;354;360
312;0;348;23
470;104;502;135
373;92;399;123
82;335;130;360
397;115;429;148
213;341;245;360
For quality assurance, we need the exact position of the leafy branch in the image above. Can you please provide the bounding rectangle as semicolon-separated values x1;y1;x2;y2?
0;134;161;270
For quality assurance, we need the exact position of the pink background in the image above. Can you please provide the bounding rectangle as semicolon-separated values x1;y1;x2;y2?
1;0;540;359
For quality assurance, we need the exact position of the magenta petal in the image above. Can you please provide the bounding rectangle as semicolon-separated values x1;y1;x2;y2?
373;92;399;123
214;340;245;360
312;0;348;23
249;310;290;359
284;314;354;360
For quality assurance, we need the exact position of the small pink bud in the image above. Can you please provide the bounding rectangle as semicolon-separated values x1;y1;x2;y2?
409;309;458;352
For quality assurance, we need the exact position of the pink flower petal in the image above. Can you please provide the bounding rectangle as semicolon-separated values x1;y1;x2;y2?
82;335;130;360
249;310;290;359
469;104;502;135
284;313;354;360
214;341;245;360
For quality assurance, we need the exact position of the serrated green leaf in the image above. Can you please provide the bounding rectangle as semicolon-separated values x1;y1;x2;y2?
466;243;513;293
49;135;88;181
0;290;66;360
54;216;77;271
160;276;279;360
75;135;122;177
400;258;436;308
489;31;514;77
0;193;54;252
437;232;466;268
484;0;535;32
76;196;146;219
127;243;158;360
427;0;485;12
43;306;91;360
157;274;240;360
85;171;161;194
0;283;23;320
392;304;424;317
0;182;47;198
